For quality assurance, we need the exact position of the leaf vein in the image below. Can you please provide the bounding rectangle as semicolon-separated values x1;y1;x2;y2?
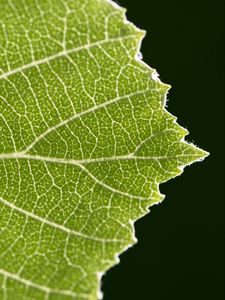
0;268;89;298
0;196;126;243
0;35;137;80
23;88;157;153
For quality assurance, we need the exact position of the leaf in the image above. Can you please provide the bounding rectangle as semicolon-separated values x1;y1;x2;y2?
0;0;208;299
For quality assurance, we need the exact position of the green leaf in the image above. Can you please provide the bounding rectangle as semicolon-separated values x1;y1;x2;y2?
0;0;208;299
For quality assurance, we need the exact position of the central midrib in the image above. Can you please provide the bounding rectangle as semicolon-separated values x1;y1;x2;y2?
0;152;204;164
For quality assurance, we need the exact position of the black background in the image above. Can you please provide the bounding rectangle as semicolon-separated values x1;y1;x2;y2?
103;0;224;299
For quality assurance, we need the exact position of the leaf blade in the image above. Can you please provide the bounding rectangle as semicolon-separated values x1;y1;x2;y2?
0;0;208;299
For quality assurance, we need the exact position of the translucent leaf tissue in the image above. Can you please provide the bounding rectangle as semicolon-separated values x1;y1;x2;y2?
0;0;208;299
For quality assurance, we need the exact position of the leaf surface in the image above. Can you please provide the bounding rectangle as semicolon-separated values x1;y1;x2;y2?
0;0;208;299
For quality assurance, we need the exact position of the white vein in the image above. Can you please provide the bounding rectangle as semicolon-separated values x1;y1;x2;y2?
0;268;89;298
0;195;126;243
0;35;137;81
0;152;159;200
22;88;157;153
0;152;205;164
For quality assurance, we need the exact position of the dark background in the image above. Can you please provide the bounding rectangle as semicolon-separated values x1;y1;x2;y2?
103;0;224;299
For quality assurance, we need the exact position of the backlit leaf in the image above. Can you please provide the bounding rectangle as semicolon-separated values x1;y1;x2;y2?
0;0;208;299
